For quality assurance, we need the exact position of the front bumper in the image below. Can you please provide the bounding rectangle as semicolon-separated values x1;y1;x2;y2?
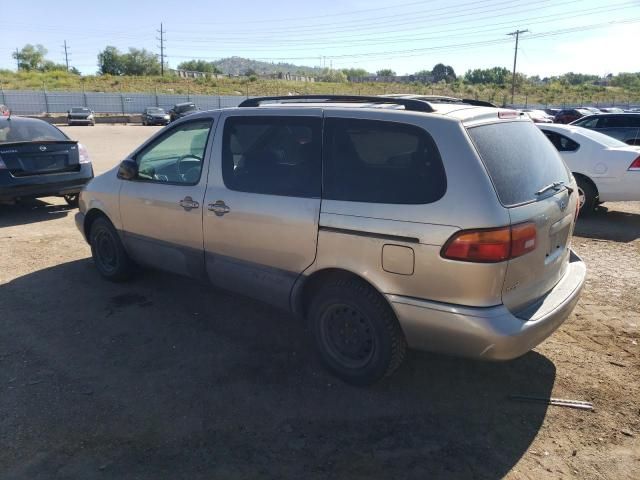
388;251;586;360
0;164;93;201
68;118;94;124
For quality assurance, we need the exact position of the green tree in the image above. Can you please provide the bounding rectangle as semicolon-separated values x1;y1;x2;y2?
97;46;125;75
319;68;347;82
123;48;161;76
464;67;510;85
13;44;48;71
376;69;396;77
431;63;456;83
177;60;221;73
341;68;369;79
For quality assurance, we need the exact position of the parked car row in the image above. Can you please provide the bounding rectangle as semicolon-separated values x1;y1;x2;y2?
62;103;200;127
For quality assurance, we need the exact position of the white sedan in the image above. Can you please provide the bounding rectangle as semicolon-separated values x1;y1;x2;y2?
537;123;640;214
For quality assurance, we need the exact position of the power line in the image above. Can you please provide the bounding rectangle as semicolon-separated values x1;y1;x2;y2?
157;22;166;75
62;40;70;71
508;29;528;104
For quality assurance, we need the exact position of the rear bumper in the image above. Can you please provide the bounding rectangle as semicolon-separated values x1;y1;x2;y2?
388;251;586;360
0;164;93;201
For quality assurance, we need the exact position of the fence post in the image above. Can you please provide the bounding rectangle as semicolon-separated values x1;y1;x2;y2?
187;87;191;102
155;87;159;107
0;84;5;107
42;81;49;114
120;91;125;115
82;81;88;107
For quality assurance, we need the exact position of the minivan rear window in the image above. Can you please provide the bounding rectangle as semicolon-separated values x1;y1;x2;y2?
467;121;570;207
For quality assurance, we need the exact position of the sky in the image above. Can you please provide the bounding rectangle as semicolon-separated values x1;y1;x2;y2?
2;0;640;77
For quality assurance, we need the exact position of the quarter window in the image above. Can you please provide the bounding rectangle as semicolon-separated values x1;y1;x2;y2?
542;130;580;152
222;116;322;197
322;118;446;204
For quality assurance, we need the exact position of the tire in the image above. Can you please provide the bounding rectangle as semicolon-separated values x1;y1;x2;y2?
63;193;79;208
308;276;407;386
89;217;133;282
576;176;598;216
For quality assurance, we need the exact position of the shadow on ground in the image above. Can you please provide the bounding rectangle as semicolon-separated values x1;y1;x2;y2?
0;198;72;228
0;259;556;480
575;207;640;243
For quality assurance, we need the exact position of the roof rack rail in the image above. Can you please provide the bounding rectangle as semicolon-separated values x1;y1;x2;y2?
461;99;497;108
238;95;434;113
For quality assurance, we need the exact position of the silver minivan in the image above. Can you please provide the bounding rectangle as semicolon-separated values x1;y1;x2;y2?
76;95;586;385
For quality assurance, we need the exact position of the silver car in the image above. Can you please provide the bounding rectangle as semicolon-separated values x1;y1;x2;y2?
75;95;586;385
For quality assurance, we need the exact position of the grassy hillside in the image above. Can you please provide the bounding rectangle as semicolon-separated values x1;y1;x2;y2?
1;70;638;107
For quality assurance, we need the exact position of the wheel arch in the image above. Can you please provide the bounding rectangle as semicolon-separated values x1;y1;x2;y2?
83;207;110;242
573;172;599;197
291;267;391;319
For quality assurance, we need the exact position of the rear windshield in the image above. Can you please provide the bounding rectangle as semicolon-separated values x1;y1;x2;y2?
0;120;68;143
178;104;196;112
467;121;570;206
146;108;165;114
71;107;90;113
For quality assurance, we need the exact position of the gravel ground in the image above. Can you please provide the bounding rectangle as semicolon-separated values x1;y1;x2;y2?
0;125;638;479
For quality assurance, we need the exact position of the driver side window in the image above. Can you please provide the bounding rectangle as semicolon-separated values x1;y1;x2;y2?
135;119;212;185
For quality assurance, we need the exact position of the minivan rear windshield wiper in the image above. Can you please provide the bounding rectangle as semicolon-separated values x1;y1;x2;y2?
535;181;574;196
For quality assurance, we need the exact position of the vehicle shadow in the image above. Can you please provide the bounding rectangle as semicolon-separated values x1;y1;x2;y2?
575;206;640;243
0;259;556;480
0;198;72;228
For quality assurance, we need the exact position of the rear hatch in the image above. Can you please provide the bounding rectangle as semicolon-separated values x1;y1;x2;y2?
467;120;578;313
0;141;80;176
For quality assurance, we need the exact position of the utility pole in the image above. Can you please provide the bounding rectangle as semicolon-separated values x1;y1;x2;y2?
507;29;528;105
62;40;70;71
157;22;166;76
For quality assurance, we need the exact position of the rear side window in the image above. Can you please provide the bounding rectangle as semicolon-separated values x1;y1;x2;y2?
468;121;570;207
542;130;580;152
574;116;598;128
323;118;446;204
222;116;321;197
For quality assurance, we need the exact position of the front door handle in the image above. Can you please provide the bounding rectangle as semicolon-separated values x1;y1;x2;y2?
208;200;230;216
179;196;199;211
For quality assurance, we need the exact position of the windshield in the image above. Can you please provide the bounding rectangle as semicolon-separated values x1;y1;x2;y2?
71;107;90;113
146;108;165;114
467;121;570;207
0;119;68;143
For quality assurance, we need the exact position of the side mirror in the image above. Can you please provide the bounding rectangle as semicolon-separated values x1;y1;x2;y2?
117;159;138;180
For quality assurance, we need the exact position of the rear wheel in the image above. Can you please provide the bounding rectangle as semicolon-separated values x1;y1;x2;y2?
63;193;79;208
308;276;406;386
89;217;133;281
576;176;598;216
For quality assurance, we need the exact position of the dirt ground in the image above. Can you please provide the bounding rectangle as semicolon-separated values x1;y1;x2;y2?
0;125;638;479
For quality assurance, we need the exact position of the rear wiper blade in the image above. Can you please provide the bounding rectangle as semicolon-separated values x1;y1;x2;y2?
535;181;574;196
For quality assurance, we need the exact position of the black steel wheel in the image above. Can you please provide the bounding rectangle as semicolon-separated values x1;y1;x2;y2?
308;275;406;386
89;217;132;281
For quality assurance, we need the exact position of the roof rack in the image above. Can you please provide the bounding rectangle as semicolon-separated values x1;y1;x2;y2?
237;95;434;113
461;99;497;108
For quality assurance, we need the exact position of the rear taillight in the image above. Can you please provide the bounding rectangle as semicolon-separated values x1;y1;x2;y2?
78;143;91;164
442;223;537;263
629;155;640;171
498;110;519;119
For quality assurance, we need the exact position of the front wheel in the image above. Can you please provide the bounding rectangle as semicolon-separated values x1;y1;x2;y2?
89;217;133;282
308;276;407;386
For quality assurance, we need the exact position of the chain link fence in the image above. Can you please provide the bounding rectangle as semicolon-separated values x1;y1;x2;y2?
0;89;637;116
0;90;247;115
